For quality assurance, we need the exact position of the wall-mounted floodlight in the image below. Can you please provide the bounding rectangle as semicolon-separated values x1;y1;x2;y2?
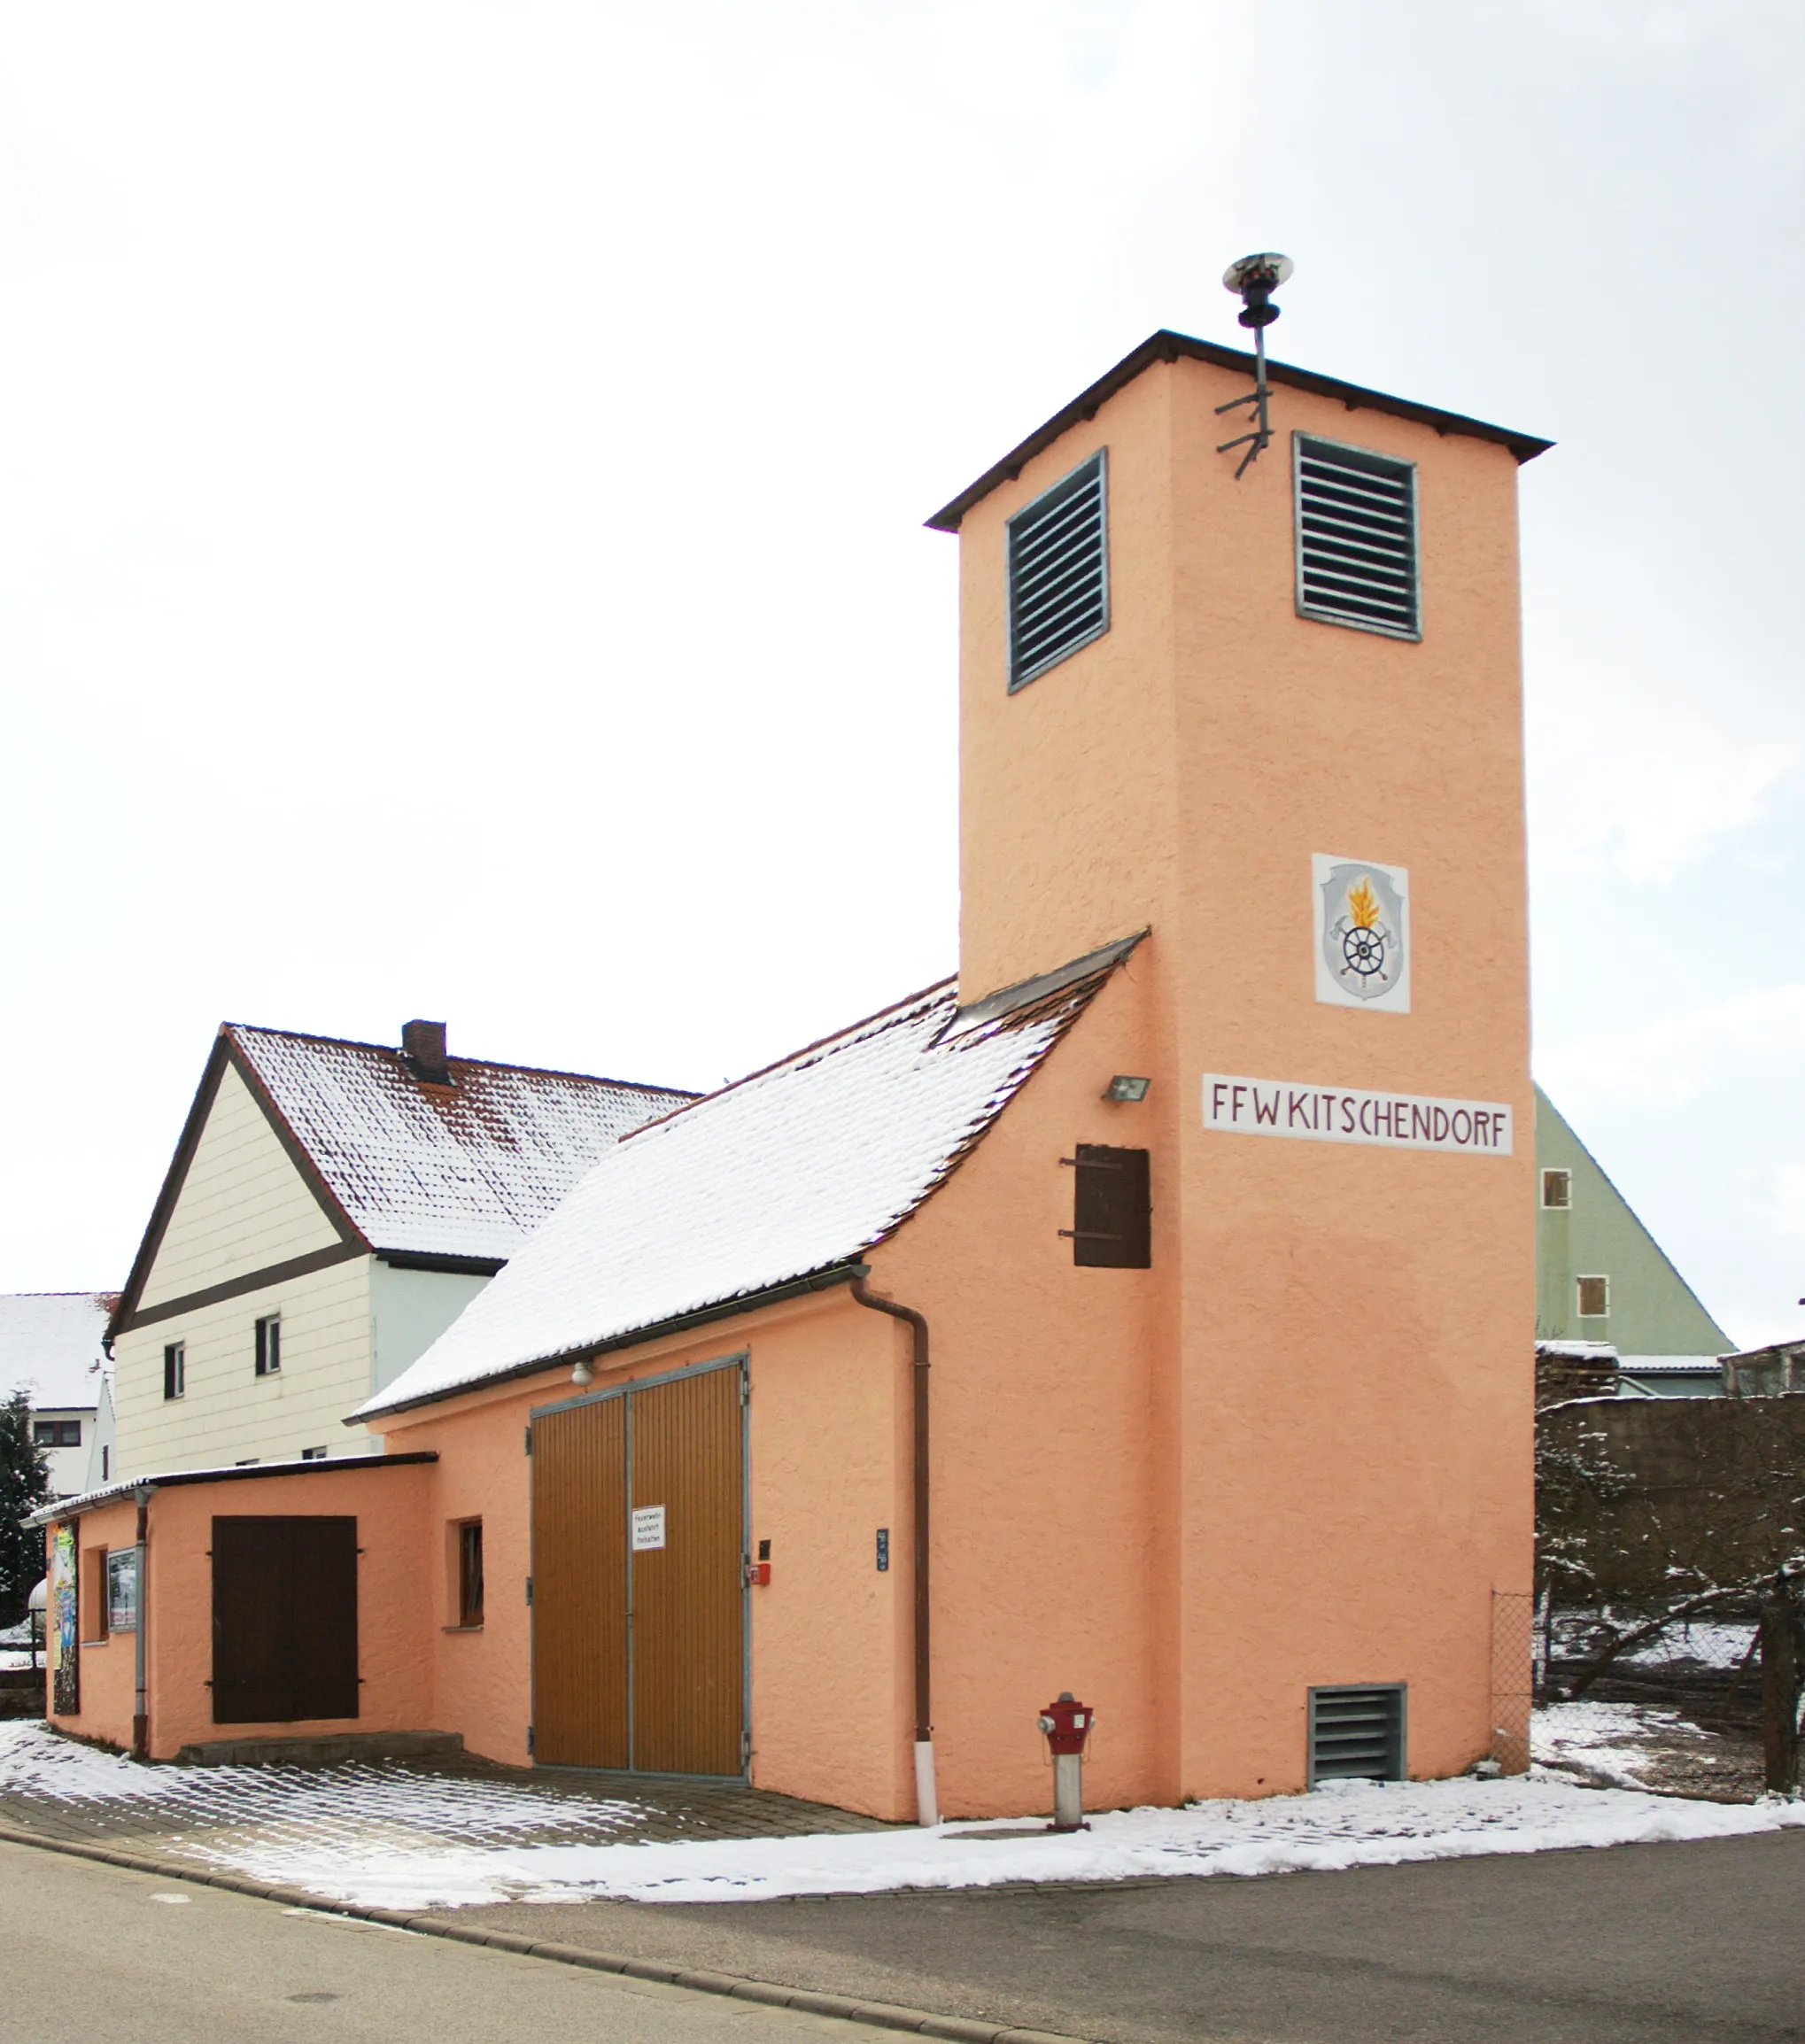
1216;252;1294;478
1104;1075;1152;1103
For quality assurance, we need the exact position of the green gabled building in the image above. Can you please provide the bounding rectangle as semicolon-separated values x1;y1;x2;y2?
1535;1085;1731;1395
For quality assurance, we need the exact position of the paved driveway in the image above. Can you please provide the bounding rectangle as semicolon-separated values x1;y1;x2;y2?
440;1828;1805;2043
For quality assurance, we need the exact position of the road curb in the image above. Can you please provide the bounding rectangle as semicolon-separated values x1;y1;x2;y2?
0;1820;1090;2043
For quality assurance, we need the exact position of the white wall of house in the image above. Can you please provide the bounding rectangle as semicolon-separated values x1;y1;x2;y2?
83;1375;116;1490
137;1063;341;1312
115;1257;376;1475
368;1261;492;1395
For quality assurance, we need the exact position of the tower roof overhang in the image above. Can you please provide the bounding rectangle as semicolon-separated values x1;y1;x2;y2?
926;329;1553;534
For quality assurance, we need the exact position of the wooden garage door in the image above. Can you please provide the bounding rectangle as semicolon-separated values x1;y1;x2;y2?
212;1516;359;1723
531;1360;745;1775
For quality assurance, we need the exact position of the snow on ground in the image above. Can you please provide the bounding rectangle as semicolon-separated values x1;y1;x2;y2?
1619;1621;1755;1668
189;1777;1805;1910
1533;1700;1699;1792
5;1723;1800;1913
0;1723;651;1832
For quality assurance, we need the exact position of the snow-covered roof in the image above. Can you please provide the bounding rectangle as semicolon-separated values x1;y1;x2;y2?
0;1295;109;1411
230;1026;697;1263
1534;1341;1618;1360
356;941;1133;1421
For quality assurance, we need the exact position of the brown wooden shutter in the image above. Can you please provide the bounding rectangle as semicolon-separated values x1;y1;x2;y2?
287;1518;360;1719
212;1516;358;1723
1065;1143;1151;1267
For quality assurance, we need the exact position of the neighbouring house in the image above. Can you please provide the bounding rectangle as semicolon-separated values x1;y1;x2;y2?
1721;1339;1805;1398
39;322;1546;1816
106;1021;694;1476
0;1294;111;1496
1535;1087;1731;1397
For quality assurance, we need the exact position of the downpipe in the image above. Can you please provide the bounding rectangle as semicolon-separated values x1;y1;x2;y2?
132;1486;151;1761
850;1275;937;1826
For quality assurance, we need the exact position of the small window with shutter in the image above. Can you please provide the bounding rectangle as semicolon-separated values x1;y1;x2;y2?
1007;452;1109;692
1540;1170;1571;1210
1576;1274;1610;1319
1060;1143;1151;1268
458;1521;484;1628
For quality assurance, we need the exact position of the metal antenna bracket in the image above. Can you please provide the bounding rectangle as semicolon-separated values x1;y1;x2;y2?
1215;253;1293;479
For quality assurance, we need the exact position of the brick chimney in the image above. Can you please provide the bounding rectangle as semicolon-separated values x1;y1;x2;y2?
402;1019;452;1085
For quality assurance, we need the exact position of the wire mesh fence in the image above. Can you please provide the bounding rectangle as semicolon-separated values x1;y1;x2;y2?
1525;1593;1767;1801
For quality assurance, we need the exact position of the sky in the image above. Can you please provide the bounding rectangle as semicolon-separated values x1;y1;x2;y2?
2;0;1801;1345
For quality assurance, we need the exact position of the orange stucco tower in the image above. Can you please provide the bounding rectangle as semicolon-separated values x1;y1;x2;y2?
931;327;1546;1796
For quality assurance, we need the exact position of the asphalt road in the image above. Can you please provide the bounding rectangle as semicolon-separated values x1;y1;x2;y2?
0;1839;887;2044
442;1829;1805;2044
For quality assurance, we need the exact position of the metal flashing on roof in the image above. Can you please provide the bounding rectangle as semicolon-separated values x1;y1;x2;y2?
1615;1355;1725;1374
926;329;1552;534
24;1450;439;1526
943;931;1146;1041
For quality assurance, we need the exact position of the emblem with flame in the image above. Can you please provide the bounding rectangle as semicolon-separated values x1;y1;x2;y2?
1318;860;1406;1004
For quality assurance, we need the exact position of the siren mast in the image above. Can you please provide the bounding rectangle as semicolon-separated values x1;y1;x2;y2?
1215;252;1293;478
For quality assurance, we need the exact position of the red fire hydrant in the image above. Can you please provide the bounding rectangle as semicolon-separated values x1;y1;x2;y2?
1037;1692;1095;1832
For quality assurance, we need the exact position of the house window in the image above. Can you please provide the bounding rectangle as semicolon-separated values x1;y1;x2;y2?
34;1419;81;1448
1006;450;1109;691
164;1342;186;1400
1295;435;1420;639
458;1521;484;1628
299;1447;328;1461
1576;1274;1610;1319
101;1446;110;1482
1540;1170;1571;1210
254;1314;282;1376
1060;1144;1152;1268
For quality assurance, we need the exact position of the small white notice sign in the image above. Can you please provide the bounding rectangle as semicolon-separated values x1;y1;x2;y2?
631;1505;667;1552
1204;1073;1513;1155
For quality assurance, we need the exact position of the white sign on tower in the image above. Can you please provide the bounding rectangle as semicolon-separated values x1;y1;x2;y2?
1313;855;1410;1012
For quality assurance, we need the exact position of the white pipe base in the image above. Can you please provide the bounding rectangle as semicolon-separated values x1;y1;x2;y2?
913;1739;939;1827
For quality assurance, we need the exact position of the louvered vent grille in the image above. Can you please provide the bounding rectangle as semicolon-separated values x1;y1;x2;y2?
1308;1684;1406;1785
1295;437;1419;639
1007;452;1109;691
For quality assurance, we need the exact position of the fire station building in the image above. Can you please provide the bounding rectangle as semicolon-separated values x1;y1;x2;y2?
38;327;1545;1821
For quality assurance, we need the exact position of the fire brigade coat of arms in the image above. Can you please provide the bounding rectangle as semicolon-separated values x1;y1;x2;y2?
1313;856;1410;1012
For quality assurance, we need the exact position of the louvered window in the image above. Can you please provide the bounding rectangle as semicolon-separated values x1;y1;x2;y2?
1007;452;1109;692
1308;1684;1406;1785
1294;437;1419;639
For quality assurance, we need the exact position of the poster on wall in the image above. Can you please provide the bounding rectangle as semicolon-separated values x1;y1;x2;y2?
48;1521;79;1716
106;1548;138;1633
1313;855;1410;1013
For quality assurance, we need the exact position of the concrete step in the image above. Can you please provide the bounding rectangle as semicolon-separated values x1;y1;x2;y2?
174;1729;466;1769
